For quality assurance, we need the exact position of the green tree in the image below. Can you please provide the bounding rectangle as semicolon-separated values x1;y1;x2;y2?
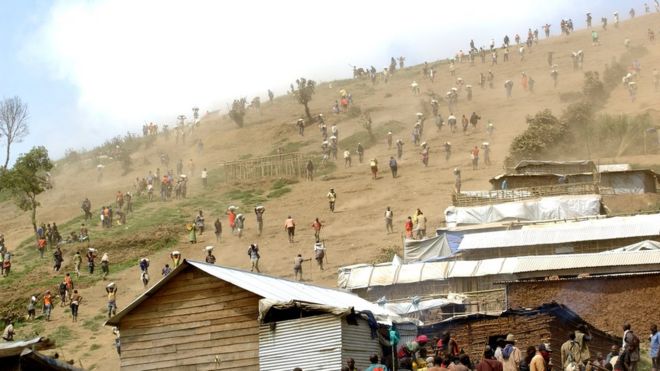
228;98;247;127
563;102;595;157
506;109;571;166
0;146;53;242
582;71;607;105
292;78;316;121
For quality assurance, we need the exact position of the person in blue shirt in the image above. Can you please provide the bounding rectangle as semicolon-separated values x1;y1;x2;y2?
651;324;659;371
365;354;388;371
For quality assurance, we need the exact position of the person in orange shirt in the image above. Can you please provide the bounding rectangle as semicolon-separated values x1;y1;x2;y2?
227;208;237;234
43;290;53;321
405;216;414;238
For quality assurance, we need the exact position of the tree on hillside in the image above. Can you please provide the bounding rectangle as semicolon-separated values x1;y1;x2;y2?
582;71;607;105
0;96;30;169
562;102;595;157
229;98;247;127
292;78;316;121
0;146;53;243
506;109;571;166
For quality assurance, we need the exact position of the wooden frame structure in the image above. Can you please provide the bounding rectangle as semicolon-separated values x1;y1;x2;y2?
222;153;305;181
453;182;599;207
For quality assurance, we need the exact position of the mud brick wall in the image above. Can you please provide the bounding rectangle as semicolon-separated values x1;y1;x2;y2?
507;275;660;337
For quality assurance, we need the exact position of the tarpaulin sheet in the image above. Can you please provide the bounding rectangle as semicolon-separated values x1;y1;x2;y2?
444;195;601;225
403;234;452;263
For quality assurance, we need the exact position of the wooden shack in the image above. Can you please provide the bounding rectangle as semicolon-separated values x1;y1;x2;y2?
419;303;620;368
106;260;397;371
513;160;596;175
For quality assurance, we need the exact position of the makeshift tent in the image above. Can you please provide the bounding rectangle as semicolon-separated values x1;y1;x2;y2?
403;235;452;263
445;194;601;225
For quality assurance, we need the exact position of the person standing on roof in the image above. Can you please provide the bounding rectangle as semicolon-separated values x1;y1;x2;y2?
284;216;296;243
405;216;414;239
327;188;337;212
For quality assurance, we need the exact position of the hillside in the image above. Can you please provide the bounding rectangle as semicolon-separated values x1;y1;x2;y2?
2;12;660;370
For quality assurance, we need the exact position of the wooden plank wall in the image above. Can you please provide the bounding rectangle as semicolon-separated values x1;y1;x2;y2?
118;267;261;370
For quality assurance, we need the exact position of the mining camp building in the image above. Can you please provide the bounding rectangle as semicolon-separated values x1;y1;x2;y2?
106;260;400;371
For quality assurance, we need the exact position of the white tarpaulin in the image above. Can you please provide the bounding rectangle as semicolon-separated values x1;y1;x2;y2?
403;234;452;263
444;195;601;225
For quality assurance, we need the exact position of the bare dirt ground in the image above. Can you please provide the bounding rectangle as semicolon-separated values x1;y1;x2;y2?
2;13;660;370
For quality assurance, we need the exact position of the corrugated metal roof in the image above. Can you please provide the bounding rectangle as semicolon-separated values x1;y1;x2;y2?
598;164;632;172
338;242;660;289
459;213;660;250
108;260;397;326
496;270;660;283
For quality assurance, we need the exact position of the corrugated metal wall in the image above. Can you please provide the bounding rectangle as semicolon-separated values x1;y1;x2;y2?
341;318;383;369
259;315;343;371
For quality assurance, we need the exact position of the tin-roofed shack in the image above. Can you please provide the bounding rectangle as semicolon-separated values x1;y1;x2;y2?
418;303;620;369
489;170;657;194
502;271;660;336
514;160;596;175
106;260;399;371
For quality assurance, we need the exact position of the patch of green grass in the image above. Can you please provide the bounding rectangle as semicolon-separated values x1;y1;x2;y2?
238;153;253;160
269;140;313;155
340;119;405;153
49;325;73;347
225;189;266;207
267;187;291;199
271;178;298;190
89;343;101;351
372;246;401;264
82;315;105;333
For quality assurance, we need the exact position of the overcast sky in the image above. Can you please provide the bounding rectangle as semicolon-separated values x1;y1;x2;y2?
0;0;636;160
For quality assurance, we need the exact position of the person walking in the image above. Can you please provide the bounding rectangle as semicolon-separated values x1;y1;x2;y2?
53;246;63;272
70;290;82;322
623;323;641;371
293;254;311;281
312;218;322;241
385;207;394;233
254;206;265;236
389;157;398;178
106;282;118;319
73;251;82;278
502;334;522;371
205;247;216;264
357;143;365;163
471;146;480;170
284;216;296;243
195;210;205;235
201;168;208;187
248;244;260;272
27;296;37;321
214;218;222;241
101;252;110;280
327;189;337;212
43;290;53;321
396;139;404;159
313;241;326;270
86;248;96;274
187;221;197;244
370;159;378;179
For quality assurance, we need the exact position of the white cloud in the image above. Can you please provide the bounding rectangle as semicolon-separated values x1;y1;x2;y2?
27;0;574;136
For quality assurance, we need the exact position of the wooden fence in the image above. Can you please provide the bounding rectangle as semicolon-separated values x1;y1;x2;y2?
222;152;305;181
452;182;600;207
